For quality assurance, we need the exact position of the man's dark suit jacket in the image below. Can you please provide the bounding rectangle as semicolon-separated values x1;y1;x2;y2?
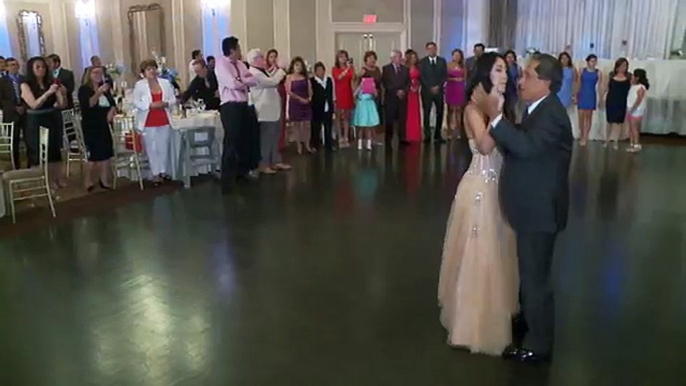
0;77;18;122
490;94;573;234
381;63;410;100
418;56;448;93
309;76;334;120
182;70;220;110
55;68;76;108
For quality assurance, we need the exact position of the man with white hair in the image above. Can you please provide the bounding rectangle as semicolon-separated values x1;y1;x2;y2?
381;49;410;146
247;48;291;174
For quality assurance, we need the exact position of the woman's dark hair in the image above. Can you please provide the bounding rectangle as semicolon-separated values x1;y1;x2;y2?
314;61;326;72
451;49;464;66
633;68;650;90
335;50;349;69
191;50;202;60
504;50;517;63
139;59;158;74
405;49;418;66
585;54;598;62
288;56;307;76
363;51;377;65
266;49;278;64
24;56;53;90
558;52;573;68
221;36;240;56
613;57;629;75
464;52;512;120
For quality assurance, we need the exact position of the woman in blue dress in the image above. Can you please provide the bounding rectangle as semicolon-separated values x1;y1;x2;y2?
576;54;603;146
557;52;576;110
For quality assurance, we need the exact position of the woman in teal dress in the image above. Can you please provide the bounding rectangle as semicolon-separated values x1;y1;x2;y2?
353;53;380;151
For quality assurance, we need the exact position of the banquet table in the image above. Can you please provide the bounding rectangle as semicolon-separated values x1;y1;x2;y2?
115;111;223;187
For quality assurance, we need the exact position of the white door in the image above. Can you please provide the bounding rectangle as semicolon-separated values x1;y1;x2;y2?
335;32;402;67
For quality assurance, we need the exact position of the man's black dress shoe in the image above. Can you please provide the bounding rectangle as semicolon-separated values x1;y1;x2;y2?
517;349;551;364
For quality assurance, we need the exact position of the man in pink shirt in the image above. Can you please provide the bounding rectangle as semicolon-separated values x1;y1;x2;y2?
216;36;258;193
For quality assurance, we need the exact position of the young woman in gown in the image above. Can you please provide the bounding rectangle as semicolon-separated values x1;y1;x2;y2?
437;52;519;356
404;50;422;143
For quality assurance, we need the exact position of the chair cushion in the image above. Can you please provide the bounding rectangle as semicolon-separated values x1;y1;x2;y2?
3;167;42;181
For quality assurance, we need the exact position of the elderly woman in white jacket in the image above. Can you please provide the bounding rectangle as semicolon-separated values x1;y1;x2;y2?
247;49;291;174
133;59;177;186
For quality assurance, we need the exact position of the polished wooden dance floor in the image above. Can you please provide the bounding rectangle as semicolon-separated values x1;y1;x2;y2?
0;140;684;385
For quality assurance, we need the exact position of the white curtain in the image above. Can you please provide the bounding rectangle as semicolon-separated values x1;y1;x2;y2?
672;0;686;52
22;13;42;58
201;5;231;59
515;0;679;59
0;10;12;56
78;18;100;68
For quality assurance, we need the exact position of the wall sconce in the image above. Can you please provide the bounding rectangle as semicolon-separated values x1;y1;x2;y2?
74;0;95;20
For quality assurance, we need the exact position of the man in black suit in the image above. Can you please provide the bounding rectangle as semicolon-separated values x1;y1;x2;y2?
47;54;75;109
418;42;448;144
310;62;335;150
381;49;410;147
1;57;26;168
474;53;573;364
182;59;220;110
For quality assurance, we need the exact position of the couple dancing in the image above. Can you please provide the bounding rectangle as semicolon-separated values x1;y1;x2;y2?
438;52;573;363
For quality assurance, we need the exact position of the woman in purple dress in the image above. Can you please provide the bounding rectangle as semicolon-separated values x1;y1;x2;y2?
445;49;466;139
286;57;313;154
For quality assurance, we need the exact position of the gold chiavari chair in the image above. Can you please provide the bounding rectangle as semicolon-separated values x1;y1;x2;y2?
111;115;149;190
3;127;56;223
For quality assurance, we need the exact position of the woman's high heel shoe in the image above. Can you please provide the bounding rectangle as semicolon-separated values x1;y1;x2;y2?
100;182;113;190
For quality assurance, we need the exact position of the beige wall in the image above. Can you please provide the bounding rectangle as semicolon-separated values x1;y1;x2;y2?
410;0;434;52
246;0;274;51
331;0;404;23
289;0;317;65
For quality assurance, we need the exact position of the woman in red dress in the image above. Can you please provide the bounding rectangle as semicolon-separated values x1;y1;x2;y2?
404;50;422;143
331;50;355;148
267;49;288;151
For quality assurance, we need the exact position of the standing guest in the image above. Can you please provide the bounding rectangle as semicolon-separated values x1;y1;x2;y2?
78;66;116;192
358;51;383;144
332;50;355;148
133;59;177;186
215;36;257;193
603;57;631;150
310;62;335;151
206;55;216;70
286;56;313;155
265;49;288;151
47;54;75;109
381;49;410;147
181;59;220;110
504;50;521;121
247;48;290;174
2;57;26;168
576;54;602;146
445;49;466;139
0;56;6;77
626;69;648;153
20;56;68;188
188;49;203;82
418;41;448;144
465;43;485;75
557;52;576;111
81;55;113;87
404;50;422;144
353;70;380;151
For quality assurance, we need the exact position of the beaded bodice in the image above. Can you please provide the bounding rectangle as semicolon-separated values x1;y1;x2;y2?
464;139;502;184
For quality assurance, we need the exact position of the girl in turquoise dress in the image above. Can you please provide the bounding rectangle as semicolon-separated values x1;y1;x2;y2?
352;76;380;150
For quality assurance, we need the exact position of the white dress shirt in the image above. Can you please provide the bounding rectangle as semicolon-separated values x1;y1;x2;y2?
491;93;549;129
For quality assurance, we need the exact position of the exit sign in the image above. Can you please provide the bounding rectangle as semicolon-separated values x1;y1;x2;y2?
363;14;377;23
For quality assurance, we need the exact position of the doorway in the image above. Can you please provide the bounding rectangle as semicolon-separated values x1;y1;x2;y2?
335;32;402;67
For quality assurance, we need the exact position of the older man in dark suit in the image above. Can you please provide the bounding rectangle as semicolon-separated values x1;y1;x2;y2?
381;49;410;146
418;42;448;144
474;53;573;364
47;54;75;109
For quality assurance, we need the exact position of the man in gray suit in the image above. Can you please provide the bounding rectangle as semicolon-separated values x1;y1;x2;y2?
418;42;448;144
465;43;485;75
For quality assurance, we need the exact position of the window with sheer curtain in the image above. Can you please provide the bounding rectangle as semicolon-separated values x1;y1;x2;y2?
0;3;11;56
75;0;100;67
201;2;231;59
515;0;680;59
